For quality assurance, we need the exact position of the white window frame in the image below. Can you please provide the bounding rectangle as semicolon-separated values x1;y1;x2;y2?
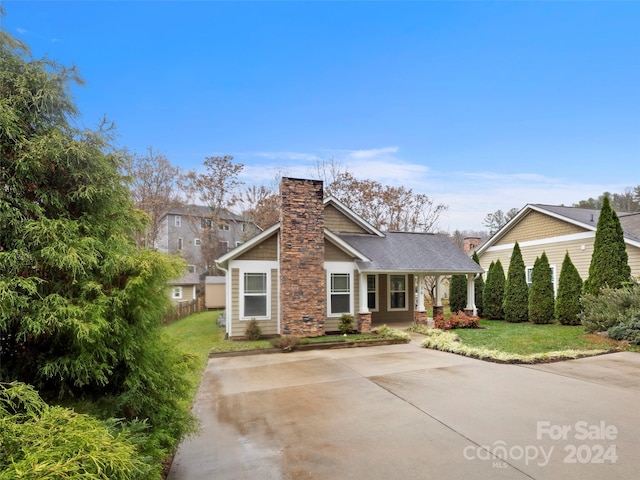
172;287;182;299
177;237;184;250
240;269;271;320
194;238;201;246
388;274;408;311
367;274;378;312
326;263;354;317
219;223;230;231
188;265;196;273
174;215;181;227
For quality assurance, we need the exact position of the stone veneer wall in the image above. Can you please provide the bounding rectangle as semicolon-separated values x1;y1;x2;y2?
279;178;326;336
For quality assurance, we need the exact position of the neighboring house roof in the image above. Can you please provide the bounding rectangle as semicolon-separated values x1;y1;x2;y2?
205;276;226;285
168;272;200;285
477;203;640;255
337;232;484;274
161;205;245;223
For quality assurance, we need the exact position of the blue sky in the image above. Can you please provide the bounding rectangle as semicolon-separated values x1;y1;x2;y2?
3;1;639;232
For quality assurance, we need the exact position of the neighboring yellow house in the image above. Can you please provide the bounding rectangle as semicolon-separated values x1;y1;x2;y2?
476;204;640;292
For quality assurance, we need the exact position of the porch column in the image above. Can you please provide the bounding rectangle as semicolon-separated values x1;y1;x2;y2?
465;273;477;317
414;274;428;325
358;272;371;333
433;275;444;318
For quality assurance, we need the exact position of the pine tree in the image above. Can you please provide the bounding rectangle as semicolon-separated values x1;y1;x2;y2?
503;242;529;323
472;251;485;317
449;274;467;313
555;252;583;325
583;196;631;295
483;260;505;320
529;252;555;324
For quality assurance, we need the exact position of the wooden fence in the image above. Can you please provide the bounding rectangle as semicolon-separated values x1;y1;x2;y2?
163;299;203;325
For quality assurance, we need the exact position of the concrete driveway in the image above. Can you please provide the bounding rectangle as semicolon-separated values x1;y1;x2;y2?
168;340;640;480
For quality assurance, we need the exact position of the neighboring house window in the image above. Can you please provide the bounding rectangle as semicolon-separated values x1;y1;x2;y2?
177;237;184;250
330;273;351;316
235;241;243;247
175;215;181;228
172;287;182;299
201;218;212;229
188;265;196;273
194;238;201;246
243;272;268;318
367;274;378;311
219;223;230;231
389;274;408;310
219;241;229;252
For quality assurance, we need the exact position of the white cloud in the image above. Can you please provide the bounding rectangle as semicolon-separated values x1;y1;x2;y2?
16;28;28;35
345;146;399;160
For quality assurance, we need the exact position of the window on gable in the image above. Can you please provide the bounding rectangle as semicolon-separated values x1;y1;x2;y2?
367;274;378;311
330;273;351;316
175;215;181;227
389;274;407;310
243;272;268;318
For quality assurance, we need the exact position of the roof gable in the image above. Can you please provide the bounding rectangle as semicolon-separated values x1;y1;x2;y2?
323;196;384;237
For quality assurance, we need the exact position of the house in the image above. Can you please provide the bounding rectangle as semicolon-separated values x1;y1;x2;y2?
167;272;199;305
156;205;260;277
215;177;483;338
476;204;640;293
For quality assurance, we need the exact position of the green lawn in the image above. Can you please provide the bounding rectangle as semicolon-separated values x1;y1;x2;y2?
453;320;620;355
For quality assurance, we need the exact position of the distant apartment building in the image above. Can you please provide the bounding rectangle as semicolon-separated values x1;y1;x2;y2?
156;205;259;278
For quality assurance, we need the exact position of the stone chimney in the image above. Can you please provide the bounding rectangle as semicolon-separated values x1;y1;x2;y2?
463;237;481;254
279;178;326;336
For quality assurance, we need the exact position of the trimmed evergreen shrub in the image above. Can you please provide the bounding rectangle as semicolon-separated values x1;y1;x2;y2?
503;242;529;323
555;252;583;325
472;252;485;317
583;196;631;295
339;313;355;334
449;274;467;313
483;260;505;320
529;252;555;324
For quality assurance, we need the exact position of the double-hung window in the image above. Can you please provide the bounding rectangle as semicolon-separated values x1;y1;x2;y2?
367;274;378;311
243;272;268;318
389;274;407;310
330;273;351;316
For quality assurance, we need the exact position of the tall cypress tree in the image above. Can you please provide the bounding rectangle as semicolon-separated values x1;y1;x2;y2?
483;259;505;320
583;196;631;295
503;242;529;323
529;252;555;324
472;251;485;317
449;274;467;313
555;252;583;325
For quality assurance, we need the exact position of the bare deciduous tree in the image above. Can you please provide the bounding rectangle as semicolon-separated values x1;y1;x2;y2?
125;147;183;248
483;208;519;235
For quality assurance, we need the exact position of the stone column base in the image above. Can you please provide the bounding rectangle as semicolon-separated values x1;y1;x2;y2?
414;310;428;325
433;305;444;318
358;312;372;333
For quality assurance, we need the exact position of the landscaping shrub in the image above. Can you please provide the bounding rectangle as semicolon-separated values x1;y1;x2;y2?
338;313;355;334
555;252;583;325
503;242;529;323
433;311;480;330
483;260;505;320
270;335;303;352
529;252;555;324
244;319;262;340
0;382;154;480
372;325;411;341
580;280;640;333
448;274;467;314
607;315;640;345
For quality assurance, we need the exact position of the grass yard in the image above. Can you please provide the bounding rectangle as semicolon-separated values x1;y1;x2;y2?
454;320;621;355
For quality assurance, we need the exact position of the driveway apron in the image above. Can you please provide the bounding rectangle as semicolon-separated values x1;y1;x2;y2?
168;342;640;480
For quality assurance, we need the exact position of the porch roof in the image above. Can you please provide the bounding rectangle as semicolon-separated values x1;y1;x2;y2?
337;232;484;275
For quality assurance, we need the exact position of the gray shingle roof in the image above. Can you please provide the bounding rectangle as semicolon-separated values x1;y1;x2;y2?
337;232;484;274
